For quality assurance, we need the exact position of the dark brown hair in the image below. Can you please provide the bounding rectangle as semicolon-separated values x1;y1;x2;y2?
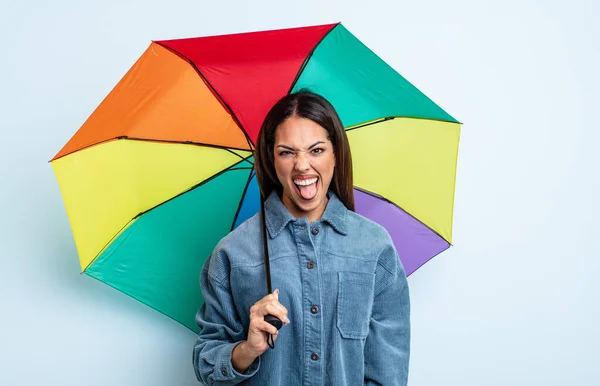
254;89;354;211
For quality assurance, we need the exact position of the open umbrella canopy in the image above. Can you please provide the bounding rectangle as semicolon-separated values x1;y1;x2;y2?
51;22;461;332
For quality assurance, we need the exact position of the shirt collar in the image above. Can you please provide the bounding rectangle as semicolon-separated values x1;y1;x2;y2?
264;190;349;238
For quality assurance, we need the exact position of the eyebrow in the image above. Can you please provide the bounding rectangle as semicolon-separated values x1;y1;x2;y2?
276;141;325;151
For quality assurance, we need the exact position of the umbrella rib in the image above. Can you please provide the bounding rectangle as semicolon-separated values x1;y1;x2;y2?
154;42;255;149
83;271;198;333
50;137;252;162
345;116;463;132
133;158;254;220
230;170;256;231
82;215;134;272
223;148;254;165
287;23;340;94
405;244;451;277
82;156;254;272
345;117;394;131
353;185;452;245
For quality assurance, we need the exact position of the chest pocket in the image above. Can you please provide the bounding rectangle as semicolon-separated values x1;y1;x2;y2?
336;271;375;339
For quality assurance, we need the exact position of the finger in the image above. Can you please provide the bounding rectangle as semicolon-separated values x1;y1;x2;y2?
250;294;276;315
266;295;289;321
249;307;286;326
252;297;285;316
269;301;289;321
263;303;290;324
255;293;276;307
250;293;290;324
251;320;280;336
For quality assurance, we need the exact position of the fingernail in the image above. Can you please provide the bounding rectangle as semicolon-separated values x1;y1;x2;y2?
284;317;290;324
274;289;279;295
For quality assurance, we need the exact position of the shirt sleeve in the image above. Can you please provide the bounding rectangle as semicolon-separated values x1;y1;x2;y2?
192;249;260;385
364;243;411;386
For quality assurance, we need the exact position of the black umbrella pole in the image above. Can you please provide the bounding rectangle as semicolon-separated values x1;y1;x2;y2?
261;197;283;345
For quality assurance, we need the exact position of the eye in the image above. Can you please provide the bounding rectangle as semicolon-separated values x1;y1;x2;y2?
279;150;293;156
311;148;325;154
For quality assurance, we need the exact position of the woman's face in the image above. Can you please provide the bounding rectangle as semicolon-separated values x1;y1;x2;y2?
273;115;335;222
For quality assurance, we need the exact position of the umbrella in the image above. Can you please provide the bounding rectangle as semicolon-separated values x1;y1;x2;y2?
51;22;461;332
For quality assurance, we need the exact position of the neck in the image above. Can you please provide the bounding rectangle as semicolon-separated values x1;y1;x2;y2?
282;195;328;223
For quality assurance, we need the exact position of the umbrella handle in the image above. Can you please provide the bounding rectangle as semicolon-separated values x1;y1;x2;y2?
264;314;283;349
264;314;283;329
261;195;283;349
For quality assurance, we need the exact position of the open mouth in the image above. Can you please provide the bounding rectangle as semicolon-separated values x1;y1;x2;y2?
293;177;319;200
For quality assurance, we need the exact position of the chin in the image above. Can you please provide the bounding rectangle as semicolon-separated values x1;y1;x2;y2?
297;200;321;213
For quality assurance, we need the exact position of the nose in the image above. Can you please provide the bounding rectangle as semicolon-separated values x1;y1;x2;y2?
294;152;310;172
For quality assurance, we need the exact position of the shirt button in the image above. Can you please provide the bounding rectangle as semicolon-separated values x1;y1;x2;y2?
311;227;319;235
310;305;319;314
311;352;319;361
307;261;315;269
221;367;227;376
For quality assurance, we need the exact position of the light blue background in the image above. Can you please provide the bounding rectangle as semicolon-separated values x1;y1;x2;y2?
1;0;598;385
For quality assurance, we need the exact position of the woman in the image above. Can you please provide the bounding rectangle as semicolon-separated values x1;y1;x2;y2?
193;90;410;385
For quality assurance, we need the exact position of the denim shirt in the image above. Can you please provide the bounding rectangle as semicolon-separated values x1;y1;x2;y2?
193;191;410;385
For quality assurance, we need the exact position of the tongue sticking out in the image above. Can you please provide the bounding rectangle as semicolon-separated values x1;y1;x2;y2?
297;181;318;200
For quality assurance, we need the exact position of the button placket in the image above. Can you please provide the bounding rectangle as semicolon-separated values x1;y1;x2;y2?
294;220;323;385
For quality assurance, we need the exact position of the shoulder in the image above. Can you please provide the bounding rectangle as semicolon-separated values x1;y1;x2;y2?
204;213;263;284
346;211;393;246
218;213;262;251
345;210;402;273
